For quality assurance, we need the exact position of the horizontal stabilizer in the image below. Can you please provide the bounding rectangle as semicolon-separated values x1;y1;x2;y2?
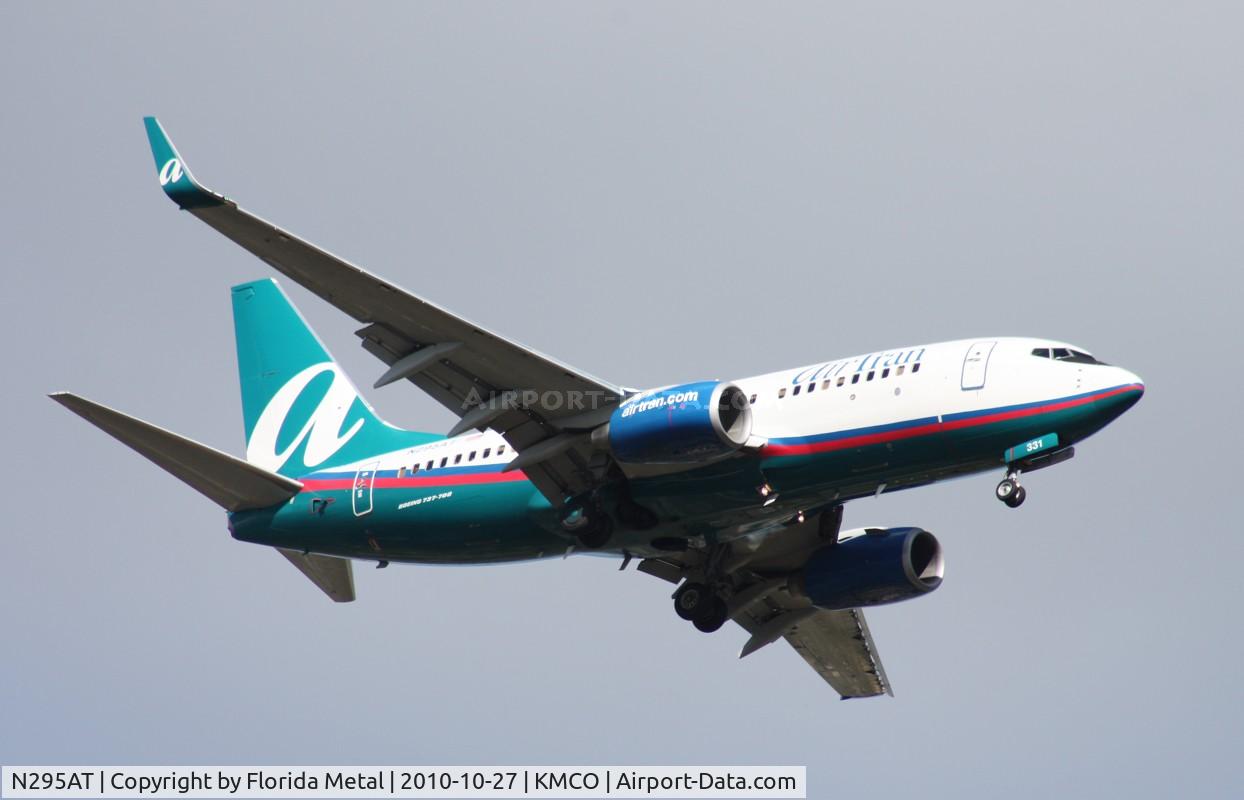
276;548;356;602
50;392;302;512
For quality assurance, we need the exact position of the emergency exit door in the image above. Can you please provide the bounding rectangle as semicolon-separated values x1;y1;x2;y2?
352;461;379;516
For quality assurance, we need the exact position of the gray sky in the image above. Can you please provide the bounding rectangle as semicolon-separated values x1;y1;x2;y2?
2;2;1240;797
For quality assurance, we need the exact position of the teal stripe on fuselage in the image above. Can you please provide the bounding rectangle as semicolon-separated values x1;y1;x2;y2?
230;475;562;564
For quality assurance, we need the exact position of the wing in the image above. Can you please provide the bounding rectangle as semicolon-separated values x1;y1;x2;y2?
142;117;624;507
735;588;891;699
639;505;893;699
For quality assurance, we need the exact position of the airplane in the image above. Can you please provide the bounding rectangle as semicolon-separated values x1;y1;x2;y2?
51;117;1145;699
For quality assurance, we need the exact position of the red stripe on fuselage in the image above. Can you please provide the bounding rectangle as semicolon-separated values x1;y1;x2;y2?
300;471;530;493
763;384;1143;457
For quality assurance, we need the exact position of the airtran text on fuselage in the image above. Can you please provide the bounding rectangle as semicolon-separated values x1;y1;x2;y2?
620;389;702;418
791;348;926;386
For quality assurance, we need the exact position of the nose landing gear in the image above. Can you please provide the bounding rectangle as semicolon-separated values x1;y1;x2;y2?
996;471;1027;508
996;433;1076;509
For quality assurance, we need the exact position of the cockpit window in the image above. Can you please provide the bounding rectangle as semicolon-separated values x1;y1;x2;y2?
1061;349;1108;365
1034;346;1108;365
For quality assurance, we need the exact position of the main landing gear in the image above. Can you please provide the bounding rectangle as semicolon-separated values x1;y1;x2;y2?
560;500;613;548
996;471;1027;508
673;581;730;633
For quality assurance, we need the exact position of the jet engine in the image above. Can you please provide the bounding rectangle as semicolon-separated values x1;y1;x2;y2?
593;380;753;465
794;527;944;610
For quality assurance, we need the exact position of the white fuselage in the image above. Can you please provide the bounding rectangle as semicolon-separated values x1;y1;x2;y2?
344;336;1142;482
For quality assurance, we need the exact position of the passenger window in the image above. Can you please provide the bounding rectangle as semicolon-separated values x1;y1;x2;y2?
793;385;801;396
410;464;419;474
882;368;890;379
867;371;875;381
896;365;905;376
454;454;462;465
807;382;815;393
439;457;448;468
498;445;506;455
778;387;787;398
912;363;921;373
851;374;860;385
749;393;757;405
426;461;433;471
837;376;845;387
397;467;406;478
483;447;491;458
821;380;830;390
469;451;476;461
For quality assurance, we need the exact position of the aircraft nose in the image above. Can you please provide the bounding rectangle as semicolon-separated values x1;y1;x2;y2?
1111;368;1145;415
1120;368;1145;394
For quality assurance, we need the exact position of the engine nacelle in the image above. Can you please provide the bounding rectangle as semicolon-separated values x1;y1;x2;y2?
599;380;753;464
795;527;944;610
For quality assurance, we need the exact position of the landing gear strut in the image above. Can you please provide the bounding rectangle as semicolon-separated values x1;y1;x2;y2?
996;471;1027;508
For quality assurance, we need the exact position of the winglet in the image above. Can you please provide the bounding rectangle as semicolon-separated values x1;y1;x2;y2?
142;116;227;209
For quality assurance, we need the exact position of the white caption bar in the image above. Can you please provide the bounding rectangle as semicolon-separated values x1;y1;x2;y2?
1;767;805;799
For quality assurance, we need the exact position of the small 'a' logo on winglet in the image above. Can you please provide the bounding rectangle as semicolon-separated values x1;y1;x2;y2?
159;158;184;186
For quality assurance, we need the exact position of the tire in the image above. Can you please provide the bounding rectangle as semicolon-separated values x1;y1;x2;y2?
996;478;1017;501
1006;486;1027;508
693;596;730;633
674;582;710;621
576;514;612;548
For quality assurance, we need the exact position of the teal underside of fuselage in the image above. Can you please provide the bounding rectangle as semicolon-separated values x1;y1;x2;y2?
227;386;1141;564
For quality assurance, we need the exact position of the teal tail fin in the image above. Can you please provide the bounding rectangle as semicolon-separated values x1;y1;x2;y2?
232;279;440;477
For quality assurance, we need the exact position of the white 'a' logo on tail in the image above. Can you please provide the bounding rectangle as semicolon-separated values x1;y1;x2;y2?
159;158;184;186
247;363;365;473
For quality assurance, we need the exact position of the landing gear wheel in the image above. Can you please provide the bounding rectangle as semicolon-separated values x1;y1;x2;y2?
575;514;613;548
1005;485;1027;508
673;582;711;621
996;478;1018;502
692;596;730;633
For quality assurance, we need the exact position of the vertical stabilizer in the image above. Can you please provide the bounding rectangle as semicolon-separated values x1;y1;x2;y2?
232;279;439;477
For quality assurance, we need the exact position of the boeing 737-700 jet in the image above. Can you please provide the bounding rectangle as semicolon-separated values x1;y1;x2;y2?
51;118;1145;698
